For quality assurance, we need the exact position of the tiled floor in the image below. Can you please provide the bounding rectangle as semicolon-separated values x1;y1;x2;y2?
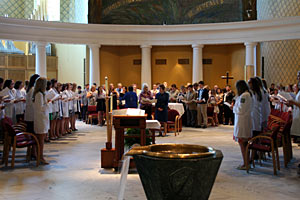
0;121;299;200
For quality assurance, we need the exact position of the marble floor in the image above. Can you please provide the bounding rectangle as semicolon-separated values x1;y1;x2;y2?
0;121;299;200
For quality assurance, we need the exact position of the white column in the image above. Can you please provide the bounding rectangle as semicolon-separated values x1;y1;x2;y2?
192;44;204;83
244;42;258;79
141;45;152;87
35;42;47;77
89;44;101;87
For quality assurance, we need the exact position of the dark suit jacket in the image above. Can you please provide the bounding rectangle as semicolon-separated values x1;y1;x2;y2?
197;88;209;104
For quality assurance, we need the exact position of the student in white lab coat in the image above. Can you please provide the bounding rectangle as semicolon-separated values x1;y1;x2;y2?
33;77;50;165
71;83;79;131
55;82;63;138
14;81;26;122
24;74;40;133
0;79;16;122
248;77;263;136
256;77;271;129
62;84;70;135
50;79;60;138
233;80;253;170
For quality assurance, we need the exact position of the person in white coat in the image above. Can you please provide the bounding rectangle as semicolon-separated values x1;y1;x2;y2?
0;79;16;122
61;84;70;135
248;77;263;136
14;81;26;122
233;80;253;170
287;71;300;143
33;77;50;165
24;74;40;133
256;77;271;129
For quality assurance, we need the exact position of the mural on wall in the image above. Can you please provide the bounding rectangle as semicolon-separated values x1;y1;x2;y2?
100;0;243;25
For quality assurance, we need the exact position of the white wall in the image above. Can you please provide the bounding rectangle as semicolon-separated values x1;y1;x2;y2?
56;44;85;87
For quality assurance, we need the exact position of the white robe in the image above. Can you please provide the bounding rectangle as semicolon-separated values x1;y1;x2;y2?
261;91;271;125
33;92;49;134
291;91;300;136
62;91;69;118
24;88;34;122
233;92;253;140
0;87;15;120
15;89;25;115
251;93;263;132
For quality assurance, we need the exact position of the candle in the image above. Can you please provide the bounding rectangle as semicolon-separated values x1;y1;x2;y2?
110;91;113;112
105;76;108;96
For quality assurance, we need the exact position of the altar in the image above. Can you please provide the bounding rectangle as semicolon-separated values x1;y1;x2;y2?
101;109;161;169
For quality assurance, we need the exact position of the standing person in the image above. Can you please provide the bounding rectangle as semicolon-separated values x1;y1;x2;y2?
256;77;270;129
185;85;197;127
196;81;209;128
223;85;235;125
287;71;300;143
248;77;263;136
0;77;3;91
24;74;40;133
0;79;16;122
56;82;63;138
32;77;50;165
120;86;138;108
209;89;219;126
71;83;79;131
96;85;106;126
108;84;118;110
14;81;26;122
116;83;123;95
233;80;253;170
177;85;187;126
81;84;89;122
61;84;70;135
155;84;169;123
139;83;153;120
169;84;179;103
76;86;83;120
68;83;76;132
45;81;53;140
151;84;158;98
269;83;275;95
216;88;224;124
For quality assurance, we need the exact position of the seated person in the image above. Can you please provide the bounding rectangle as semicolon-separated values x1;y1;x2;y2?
119;86;138;108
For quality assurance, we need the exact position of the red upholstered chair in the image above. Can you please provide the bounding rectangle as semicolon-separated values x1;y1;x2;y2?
87;105;98;125
167;109;180;136
207;106;215;126
245;123;281;175
1;117;40;168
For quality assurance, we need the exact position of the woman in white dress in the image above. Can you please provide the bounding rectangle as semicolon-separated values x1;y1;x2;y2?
24;74;40;133
14;81;26;122
0;79;16;122
33;77;50;165
233;80;253;170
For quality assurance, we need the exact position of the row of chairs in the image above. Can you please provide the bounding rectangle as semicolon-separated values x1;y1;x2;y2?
245;109;293;175
1;118;40;168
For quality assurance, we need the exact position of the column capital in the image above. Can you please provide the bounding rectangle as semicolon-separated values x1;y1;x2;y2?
88;44;101;49
244;42;258;47
34;41;48;47
140;45;152;49
192;44;204;49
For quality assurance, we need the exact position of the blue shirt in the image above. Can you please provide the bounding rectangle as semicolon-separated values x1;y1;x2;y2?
120;91;138;108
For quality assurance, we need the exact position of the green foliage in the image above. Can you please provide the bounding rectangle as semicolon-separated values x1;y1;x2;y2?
124;128;152;148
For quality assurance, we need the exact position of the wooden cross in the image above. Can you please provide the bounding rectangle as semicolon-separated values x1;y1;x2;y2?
221;71;234;85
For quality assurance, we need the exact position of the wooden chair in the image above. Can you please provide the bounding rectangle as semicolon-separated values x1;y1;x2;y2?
2;118;40;168
167;109;180;136
245;123;281;175
87;105;98;125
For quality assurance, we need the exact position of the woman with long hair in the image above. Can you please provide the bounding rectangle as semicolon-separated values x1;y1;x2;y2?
32;77;50;165
139;83;153;120
233;80;253;170
248;77;263;136
96;85;106;126
56;82;63;138
71;83;78;131
24;74;40;133
256;77;270;129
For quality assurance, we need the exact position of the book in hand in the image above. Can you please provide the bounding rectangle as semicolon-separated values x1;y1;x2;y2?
141;97;157;103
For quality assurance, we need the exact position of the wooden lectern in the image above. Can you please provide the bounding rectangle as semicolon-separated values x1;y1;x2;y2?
101;114;148;169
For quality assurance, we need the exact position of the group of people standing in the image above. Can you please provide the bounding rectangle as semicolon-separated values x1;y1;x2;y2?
0;74;82;165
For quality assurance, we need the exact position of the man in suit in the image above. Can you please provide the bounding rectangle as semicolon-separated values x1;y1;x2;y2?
185;85;197;127
223;85;235;125
196;81;209;128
